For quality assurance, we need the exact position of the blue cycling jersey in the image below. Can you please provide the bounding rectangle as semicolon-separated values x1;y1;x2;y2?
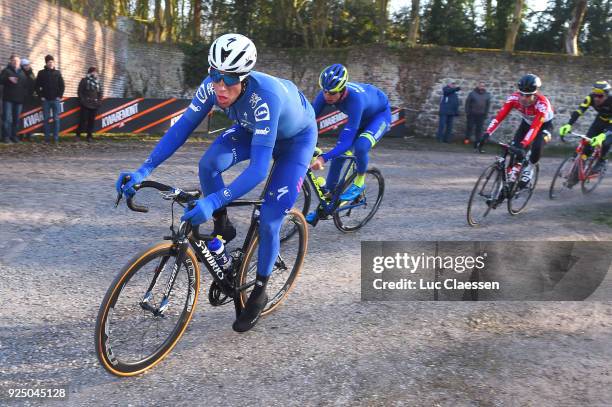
184;71;315;148
312;82;390;162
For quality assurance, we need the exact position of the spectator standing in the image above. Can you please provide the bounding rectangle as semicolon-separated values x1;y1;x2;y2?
436;81;461;143
0;54;26;143
464;81;491;151
35;54;65;143
77;67;102;142
20;58;38;141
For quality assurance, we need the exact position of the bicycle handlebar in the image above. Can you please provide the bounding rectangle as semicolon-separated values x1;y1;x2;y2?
491;141;525;157
566;132;592;143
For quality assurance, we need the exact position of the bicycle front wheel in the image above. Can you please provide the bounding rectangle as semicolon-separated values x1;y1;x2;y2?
238;208;308;316
466;164;503;226
581;158;606;194
95;242;200;377
508;163;539;215
549;156;578;200
333;167;385;232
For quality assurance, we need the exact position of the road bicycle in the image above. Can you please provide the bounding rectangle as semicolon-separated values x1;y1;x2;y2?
467;141;539;226
286;151;384;235
95;174;308;377
549;132;607;199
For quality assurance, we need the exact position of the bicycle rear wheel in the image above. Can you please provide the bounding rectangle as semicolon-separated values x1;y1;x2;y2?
581;158;607;194
508;163;539;215
95;242;200;377
280;180;311;242
238;208;308;316
333;167;385;232
549;156;578;200
466;164;503;226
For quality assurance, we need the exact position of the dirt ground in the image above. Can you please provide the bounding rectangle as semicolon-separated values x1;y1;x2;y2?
0;138;611;406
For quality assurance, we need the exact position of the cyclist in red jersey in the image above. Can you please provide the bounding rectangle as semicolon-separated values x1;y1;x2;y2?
477;74;553;187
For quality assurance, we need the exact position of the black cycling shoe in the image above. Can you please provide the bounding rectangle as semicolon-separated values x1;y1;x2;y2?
212;208;237;243
233;276;269;333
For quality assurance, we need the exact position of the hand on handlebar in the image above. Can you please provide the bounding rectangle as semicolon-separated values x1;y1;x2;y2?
310;156;325;171
181;195;220;226
116;167;151;199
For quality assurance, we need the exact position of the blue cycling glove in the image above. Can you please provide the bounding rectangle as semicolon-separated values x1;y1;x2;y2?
181;193;223;225
115;165;153;198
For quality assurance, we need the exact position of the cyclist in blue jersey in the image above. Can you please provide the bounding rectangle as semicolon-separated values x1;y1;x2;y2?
307;64;391;223
115;34;317;333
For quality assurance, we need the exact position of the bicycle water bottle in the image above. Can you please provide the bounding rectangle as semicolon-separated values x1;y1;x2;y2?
508;163;522;183
207;237;233;273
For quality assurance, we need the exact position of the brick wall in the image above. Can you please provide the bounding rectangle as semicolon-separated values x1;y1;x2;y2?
0;0;127;97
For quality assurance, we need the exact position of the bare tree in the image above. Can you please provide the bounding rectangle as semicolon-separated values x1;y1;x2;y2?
192;0;201;41
504;0;524;51
376;0;389;44
406;0;420;46
564;0;588;55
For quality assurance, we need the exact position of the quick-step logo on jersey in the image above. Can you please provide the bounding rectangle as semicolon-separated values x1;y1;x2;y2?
254;103;270;122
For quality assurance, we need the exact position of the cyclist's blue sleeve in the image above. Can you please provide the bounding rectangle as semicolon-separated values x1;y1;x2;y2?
311;91;326;117
139;78;215;172
321;95;363;162
208;144;273;209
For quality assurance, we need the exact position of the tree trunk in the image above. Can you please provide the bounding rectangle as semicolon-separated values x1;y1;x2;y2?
564;0;587;55
310;0;327;48
164;0;176;42
376;0;389;44
154;0;163;43
484;0;493;32
504;0;524;51
406;0;420;46
192;0;201;42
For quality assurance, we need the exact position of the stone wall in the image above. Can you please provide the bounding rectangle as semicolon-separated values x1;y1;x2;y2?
0;0;127;97
130;44;611;139
2;2;609;139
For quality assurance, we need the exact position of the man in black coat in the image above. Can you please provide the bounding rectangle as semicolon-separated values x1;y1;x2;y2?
0;54;27;143
20;58;39;141
35;54;65;143
77;67;103;142
436;81;461;143
464;81;491;151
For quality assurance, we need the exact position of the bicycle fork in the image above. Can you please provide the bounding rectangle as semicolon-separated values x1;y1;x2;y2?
140;240;189;317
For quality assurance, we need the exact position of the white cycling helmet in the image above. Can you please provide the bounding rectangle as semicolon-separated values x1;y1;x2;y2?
208;33;257;75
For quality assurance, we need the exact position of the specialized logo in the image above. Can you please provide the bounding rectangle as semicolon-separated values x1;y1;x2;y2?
254;103;270;122
250;93;262;108
254;127;270;136
277;186;289;201
195;240;224;280
101;104;139;127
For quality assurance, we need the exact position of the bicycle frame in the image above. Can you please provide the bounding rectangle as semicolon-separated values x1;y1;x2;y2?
306;153;362;218
128;164;278;320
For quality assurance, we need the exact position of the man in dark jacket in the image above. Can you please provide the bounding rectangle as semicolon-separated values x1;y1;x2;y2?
77;67;102;142
436;81;461;143
0;54;27;143
464;81;491;151
35;54;65;143
20;58;38;141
